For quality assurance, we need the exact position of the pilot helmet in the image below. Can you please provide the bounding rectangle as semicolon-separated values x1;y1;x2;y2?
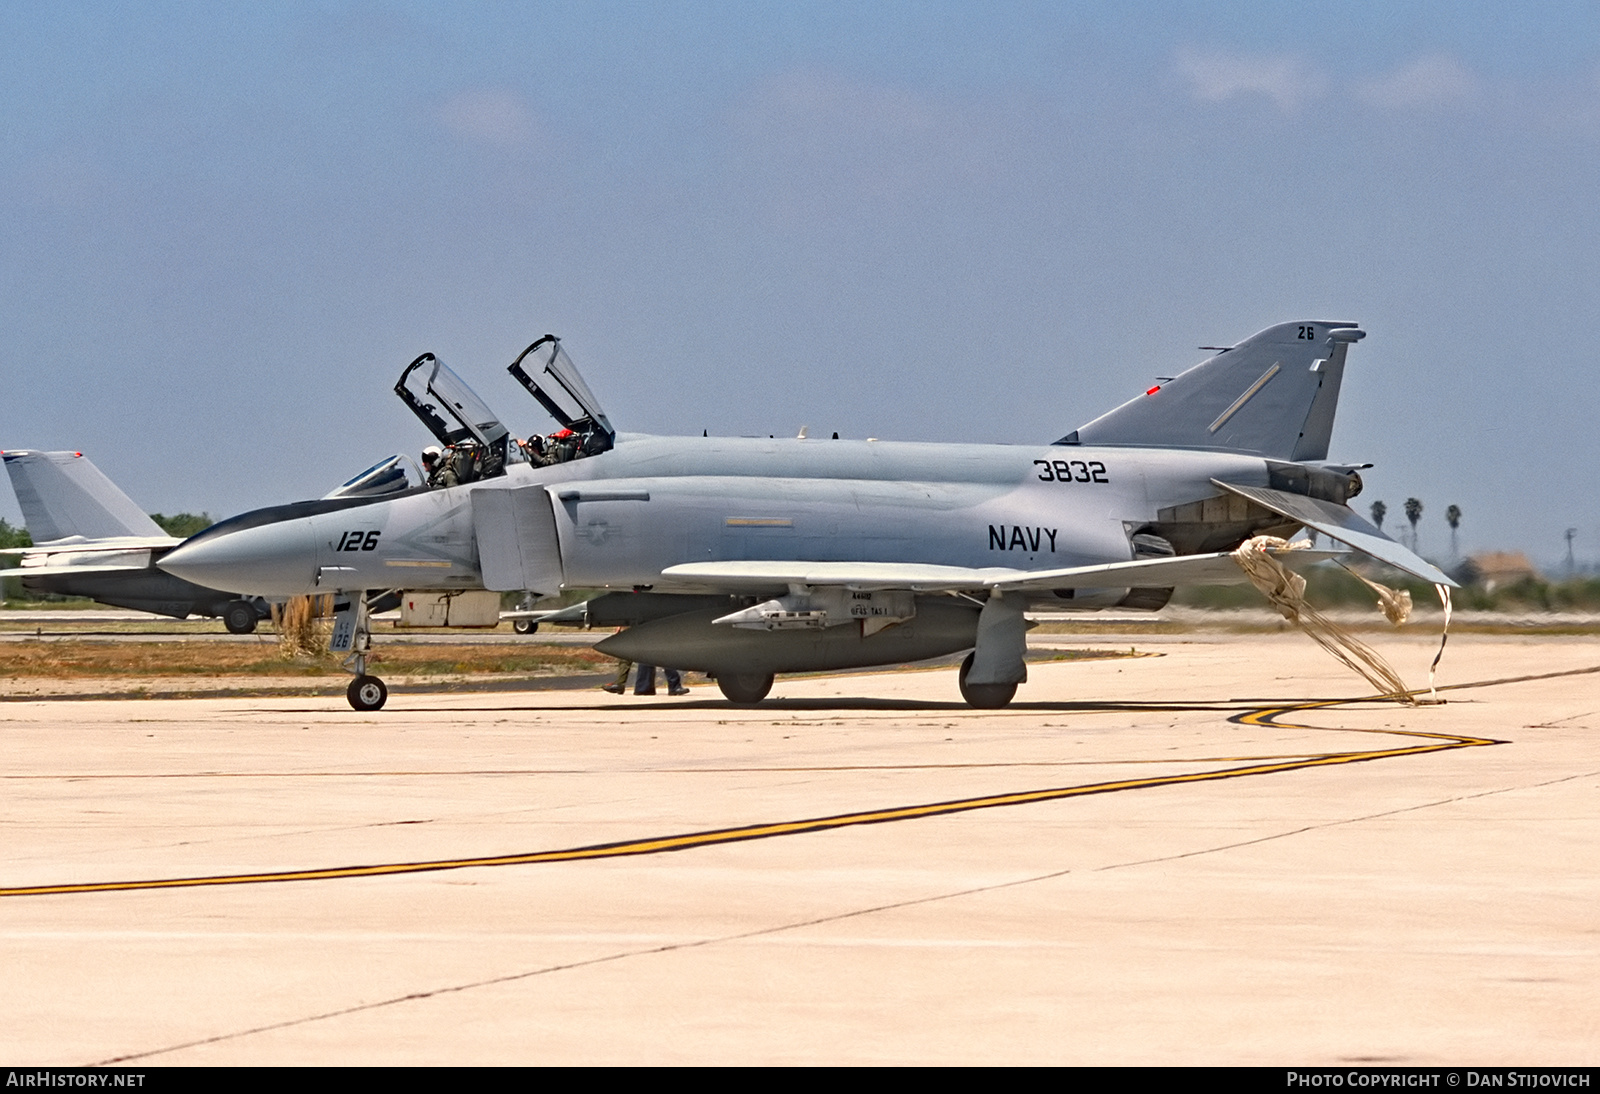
422;445;442;465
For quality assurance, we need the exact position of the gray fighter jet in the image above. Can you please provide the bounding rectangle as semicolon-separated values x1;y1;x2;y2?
158;323;1452;710
1;449;411;631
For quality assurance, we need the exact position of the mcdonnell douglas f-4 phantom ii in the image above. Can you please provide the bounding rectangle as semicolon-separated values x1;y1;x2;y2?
158;323;1452;710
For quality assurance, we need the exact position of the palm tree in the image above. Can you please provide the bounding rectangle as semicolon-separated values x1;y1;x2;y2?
1405;498;1423;551
1370;500;1387;531
1445;504;1462;561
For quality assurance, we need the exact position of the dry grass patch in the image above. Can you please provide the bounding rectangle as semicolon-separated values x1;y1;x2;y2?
0;640;612;679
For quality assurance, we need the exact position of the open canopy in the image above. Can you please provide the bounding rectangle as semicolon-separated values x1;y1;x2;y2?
508;335;615;448
394;353;512;449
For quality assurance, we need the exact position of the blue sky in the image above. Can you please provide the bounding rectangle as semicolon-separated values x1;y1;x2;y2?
3;2;1597;565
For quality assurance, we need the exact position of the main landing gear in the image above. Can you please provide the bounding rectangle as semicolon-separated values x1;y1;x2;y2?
222;599;258;635
332;592;388;711
716;672;774;705
958;652;1017;709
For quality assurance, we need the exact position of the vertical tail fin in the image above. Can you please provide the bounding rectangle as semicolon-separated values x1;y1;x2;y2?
1060;321;1365;459
1;450;167;543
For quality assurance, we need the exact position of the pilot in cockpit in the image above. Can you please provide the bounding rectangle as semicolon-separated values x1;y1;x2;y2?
421;445;445;486
521;434;547;466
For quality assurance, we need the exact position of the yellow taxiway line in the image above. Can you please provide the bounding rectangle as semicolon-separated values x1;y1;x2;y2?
0;692;1508;899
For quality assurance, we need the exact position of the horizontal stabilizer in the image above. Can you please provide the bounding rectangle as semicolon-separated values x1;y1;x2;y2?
991;548;1348;593
661;547;1345;595
1212;481;1455;587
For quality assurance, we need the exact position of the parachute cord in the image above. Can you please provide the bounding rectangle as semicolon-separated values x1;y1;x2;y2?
1231;536;1418;705
1428;583;1453;702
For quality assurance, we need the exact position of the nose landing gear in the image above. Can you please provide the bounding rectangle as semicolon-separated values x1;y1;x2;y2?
332;592;389;711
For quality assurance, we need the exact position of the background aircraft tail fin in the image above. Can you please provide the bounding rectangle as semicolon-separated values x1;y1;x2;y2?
1;450;167;543
1059;321;1365;460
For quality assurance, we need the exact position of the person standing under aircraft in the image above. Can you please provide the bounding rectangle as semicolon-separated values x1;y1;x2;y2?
603;656;632;694
602;656;690;697
632;664;689;696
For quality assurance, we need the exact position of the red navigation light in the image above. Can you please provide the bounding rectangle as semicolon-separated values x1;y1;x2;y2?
1145;385;1161;396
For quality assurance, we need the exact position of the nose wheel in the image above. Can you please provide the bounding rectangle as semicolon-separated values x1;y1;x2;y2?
348;674;388;711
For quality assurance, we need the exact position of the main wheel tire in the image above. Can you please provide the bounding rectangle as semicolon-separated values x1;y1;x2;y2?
222;600;258;635
513;618;537;635
958;652;1017;709
348;674;388;711
717;672;774;705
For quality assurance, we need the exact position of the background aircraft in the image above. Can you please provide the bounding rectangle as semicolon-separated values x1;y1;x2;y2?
1;449;410;631
158;322;1451;710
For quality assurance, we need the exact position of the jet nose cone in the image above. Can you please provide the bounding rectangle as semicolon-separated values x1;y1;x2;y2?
158;519;321;597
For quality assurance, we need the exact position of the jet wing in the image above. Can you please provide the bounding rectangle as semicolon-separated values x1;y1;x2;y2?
0;536;178;554
661;547;1346;594
0;563;164;578
1211;481;1455;587
662;560;1017;591
0;537;178;579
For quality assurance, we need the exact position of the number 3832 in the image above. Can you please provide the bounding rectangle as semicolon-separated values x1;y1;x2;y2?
1033;459;1109;484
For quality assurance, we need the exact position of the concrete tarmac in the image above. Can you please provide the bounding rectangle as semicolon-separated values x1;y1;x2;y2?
1;632;1596;1065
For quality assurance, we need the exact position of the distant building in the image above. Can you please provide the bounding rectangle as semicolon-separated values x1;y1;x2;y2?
1458;551;1543;591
